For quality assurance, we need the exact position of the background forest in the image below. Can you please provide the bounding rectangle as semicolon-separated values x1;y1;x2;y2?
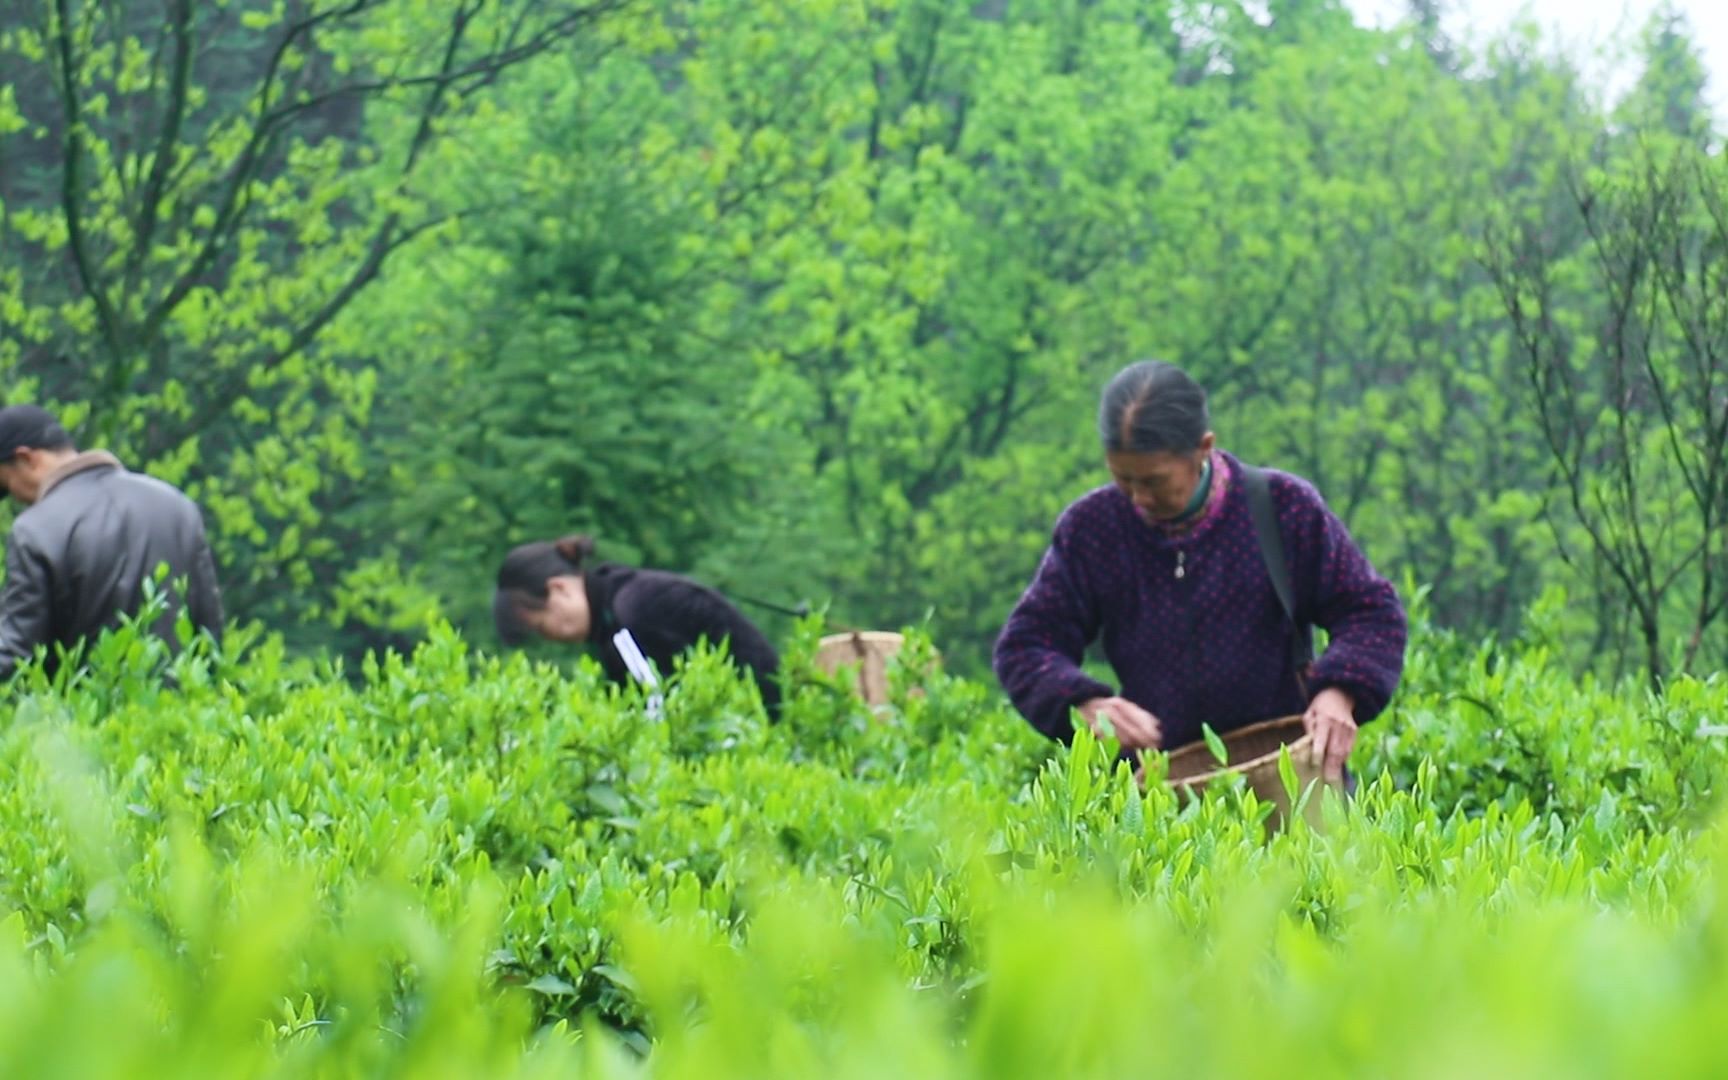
4;0;1726;683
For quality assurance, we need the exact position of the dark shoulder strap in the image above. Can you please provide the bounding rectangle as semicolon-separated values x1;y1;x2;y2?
1241;464;1314;672
1242;465;1294;623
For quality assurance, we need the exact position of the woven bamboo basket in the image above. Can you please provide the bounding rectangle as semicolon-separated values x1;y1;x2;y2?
813;631;910;706
1154;715;1341;833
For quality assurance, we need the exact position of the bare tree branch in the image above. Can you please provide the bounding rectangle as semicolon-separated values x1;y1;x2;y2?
138;0;380;350
50;0;125;361
124;0;196;303
145;211;451;460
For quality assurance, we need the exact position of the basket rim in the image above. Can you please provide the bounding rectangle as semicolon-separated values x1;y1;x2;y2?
1163;714;1312;787
815;631;907;646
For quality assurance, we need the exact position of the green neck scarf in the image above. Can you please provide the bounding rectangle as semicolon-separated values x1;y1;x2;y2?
1168;454;1214;526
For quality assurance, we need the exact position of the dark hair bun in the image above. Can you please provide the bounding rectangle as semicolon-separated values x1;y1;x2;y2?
554;534;596;565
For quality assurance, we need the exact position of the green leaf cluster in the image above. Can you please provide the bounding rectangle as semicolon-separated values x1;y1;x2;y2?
0;609;1721;1072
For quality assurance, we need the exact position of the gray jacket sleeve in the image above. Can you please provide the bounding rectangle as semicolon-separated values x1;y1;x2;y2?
0;532;54;680
186;519;224;643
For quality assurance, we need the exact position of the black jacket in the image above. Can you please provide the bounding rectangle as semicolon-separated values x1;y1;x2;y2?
582;563;781;717
0;452;223;680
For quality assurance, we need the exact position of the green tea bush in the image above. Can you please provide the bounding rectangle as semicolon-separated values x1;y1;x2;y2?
0;608;1722;1075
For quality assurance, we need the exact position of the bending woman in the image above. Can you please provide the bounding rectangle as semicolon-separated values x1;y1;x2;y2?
992;361;1406;781
493;535;782;717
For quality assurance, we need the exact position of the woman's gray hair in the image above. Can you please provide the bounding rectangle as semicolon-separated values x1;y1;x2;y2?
1098;360;1210;455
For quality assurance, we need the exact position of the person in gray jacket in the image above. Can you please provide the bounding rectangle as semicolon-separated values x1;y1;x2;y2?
0;405;223;681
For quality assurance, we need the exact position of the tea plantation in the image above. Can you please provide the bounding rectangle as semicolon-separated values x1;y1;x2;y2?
0;612;1723;1077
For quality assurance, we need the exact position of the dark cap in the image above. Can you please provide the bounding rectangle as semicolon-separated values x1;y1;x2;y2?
0;406;72;461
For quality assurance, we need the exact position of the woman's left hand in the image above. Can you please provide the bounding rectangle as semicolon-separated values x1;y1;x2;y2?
1303;687;1358;784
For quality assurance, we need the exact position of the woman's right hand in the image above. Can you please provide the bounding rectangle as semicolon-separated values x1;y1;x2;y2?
1077;697;1162;750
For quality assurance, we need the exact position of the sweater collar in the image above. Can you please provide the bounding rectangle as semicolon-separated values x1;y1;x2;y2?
1150;450;1235;540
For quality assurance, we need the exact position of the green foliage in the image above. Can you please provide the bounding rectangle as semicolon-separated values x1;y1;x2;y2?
8;4;1728;1064
322;0;1728;681
0;610;1722;1073
5;0;1728;674
0;0;621;652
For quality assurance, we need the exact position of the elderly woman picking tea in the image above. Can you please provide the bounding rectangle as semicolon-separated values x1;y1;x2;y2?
993;361;1407;782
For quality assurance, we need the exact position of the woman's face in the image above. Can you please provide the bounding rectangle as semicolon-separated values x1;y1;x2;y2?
527;575;592;643
1107;434;1215;523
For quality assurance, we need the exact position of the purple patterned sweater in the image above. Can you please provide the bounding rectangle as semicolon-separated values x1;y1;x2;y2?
993;451;1407;749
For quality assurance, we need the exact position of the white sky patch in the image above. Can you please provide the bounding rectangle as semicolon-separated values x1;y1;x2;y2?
1346;0;1728;121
